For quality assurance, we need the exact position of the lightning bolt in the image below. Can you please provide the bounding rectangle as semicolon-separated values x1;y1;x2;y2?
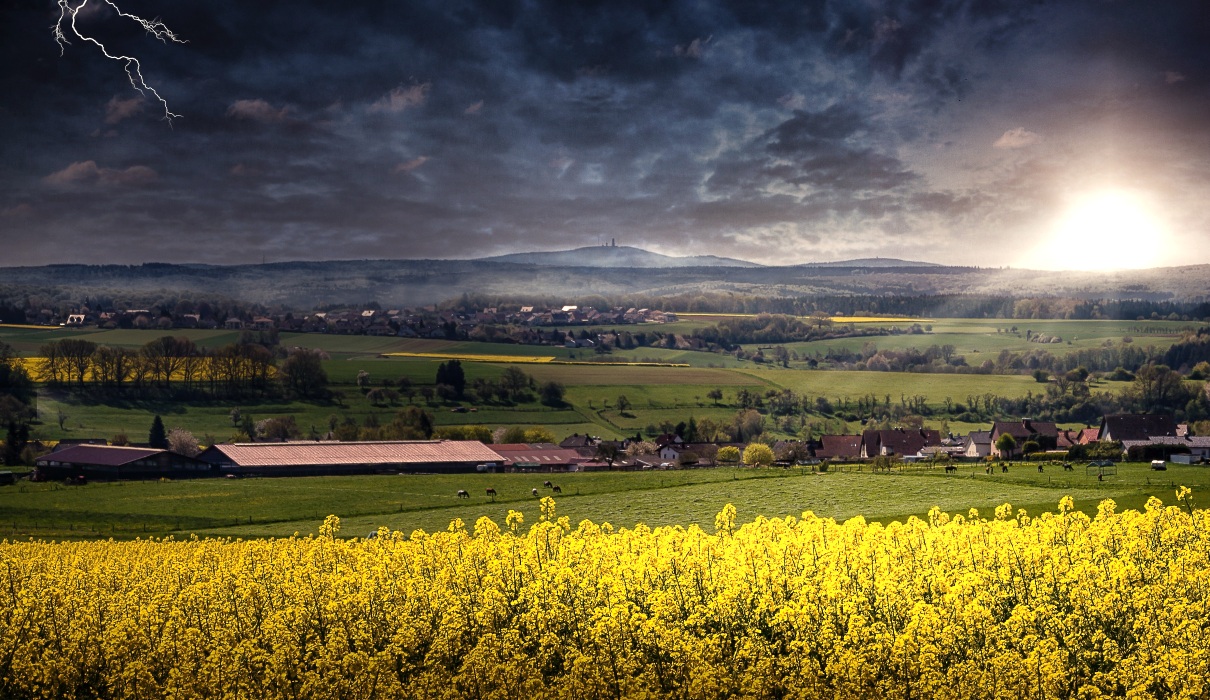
52;0;187;124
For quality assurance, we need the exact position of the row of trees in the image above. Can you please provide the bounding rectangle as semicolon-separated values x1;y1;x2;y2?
36;337;328;399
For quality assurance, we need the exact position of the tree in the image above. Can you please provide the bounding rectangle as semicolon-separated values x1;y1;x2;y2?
523;426;556;444
256;416;301;441
500;366;531;401
435;360;466;399
730;409;765;442
595;442;620;466
167;427;201;457
1131;363;1189;412
0;342;34;407
716;445;741;465
141;336;195;389
4;421;29;466
383;406;432;439
279;348;328;398
1021;440;1041;456
707;388;723;406
994;432;1016;458
615;395;632;413
499;426;528;444
539;381;566;407
149;415;168;449
91;346;136;388
625;440;658;456
57;338;98;387
742;443;775;467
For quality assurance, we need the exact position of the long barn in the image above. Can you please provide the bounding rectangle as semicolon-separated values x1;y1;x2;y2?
197;440;503;476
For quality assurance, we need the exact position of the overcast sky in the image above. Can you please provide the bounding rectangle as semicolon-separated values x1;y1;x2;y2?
2;0;1209;268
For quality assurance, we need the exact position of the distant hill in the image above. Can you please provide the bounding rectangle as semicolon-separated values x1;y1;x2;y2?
479;246;764;268
800;257;943;268
2;258;1210;309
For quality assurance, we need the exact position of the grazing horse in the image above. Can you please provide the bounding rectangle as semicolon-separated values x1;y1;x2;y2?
1063;463;1073;472
532;488;539;497
551;485;562;494
543;480;553;488
456;489;469;499
1037;464;1044;473
944;465;957;474
486;487;497;501
1001;465;1008;473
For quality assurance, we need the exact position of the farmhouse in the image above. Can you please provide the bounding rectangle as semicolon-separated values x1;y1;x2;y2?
990;420;1059;457
963;431;992;458
816;435;863;461
35;445;216;480
861;428;941;458
197;440;502;476
1098;414;1178;442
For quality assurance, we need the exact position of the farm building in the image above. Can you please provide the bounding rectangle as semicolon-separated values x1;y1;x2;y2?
489;444;588;472
35;445;216;480
990;420;1059;458
197;440;503;476
816;435;863;461
963;431;992;458
861;428;942;458
1119;436;1210;461
1098;414;1178;442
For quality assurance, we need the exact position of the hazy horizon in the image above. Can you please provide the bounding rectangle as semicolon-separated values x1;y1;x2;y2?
2;1;1209;270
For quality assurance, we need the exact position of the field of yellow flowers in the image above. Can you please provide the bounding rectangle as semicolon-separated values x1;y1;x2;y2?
2;493;1207;699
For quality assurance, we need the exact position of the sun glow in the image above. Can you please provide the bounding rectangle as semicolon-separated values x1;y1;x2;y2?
1044;189;1171;271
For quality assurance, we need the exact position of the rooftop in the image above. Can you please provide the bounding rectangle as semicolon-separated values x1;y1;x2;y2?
202;440;502;467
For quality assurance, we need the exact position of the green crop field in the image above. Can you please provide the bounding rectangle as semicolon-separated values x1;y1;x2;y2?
3;317;1196;445
1;461;1203;542
765;318;1194;360
738;367;1042;403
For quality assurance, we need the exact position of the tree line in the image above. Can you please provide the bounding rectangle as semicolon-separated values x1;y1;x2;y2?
36;337;328;399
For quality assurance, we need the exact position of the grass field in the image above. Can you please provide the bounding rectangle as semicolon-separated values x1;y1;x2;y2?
765;317;1195;360
1;461;1202;541
1;318;1193;444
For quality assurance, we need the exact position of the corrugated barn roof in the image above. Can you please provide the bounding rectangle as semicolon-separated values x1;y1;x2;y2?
205;441;502;467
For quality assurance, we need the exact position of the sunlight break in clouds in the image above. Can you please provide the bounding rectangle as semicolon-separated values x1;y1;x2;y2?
1034;188;1173;270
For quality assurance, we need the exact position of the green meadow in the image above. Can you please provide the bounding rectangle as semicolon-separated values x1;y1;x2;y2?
0;460;1203;541
0;317;1193;444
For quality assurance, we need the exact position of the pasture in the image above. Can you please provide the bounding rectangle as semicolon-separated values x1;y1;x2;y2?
0;460;1202;541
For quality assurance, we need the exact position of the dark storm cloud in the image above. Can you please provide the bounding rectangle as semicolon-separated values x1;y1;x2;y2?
1;0;1209;267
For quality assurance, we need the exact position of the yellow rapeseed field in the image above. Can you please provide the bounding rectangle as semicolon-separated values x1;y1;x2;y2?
1;493;1207;699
